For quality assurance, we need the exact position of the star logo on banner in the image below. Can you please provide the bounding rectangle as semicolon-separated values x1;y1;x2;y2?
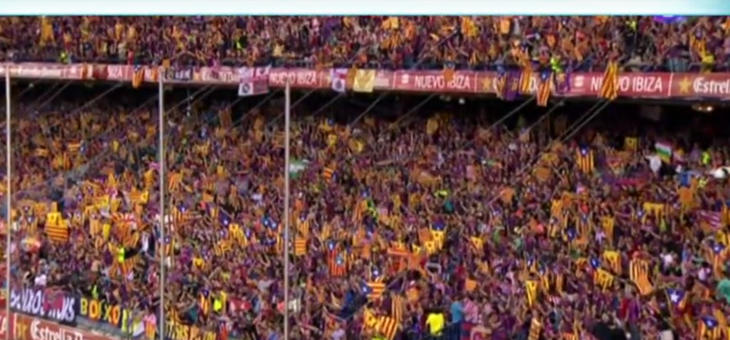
481;77;491;93
678;77;692;94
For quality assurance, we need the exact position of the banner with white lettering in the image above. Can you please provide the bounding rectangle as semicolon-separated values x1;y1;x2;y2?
0;310;114;340
76;296;134;331
3;62;730;100
165;67;194;82
9;287;76;324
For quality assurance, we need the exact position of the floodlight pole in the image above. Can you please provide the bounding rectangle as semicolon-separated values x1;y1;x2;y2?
158;68;166;340
283;80;291;340
5;65;12;340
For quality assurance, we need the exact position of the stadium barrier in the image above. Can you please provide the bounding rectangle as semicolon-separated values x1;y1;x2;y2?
0;62;728;100
0;310;116;340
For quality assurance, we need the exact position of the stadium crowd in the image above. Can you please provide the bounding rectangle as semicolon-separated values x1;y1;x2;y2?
5;82;730;340
0;16;729;72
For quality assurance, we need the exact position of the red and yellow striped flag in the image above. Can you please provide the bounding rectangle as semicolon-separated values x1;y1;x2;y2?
575;148;594;174
45;212;68;242
599;61;620;100
367;280;387;301
536;73;552;107
376;315;398;340
46;223;69;243
294;238;307;256
630;259;653;296
391;294;405;324
525;280;538;307
593;268;614;291
322;166;335;182
519;63;533;95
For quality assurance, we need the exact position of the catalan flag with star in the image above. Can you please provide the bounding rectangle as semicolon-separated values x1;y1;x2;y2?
364;278;387;301
665;288;687;312
327;242;348;277
536;71;552;107
575;147;595;174
697;316;722;340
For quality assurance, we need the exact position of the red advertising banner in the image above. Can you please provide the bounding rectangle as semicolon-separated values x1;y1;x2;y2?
0;311;114;340
564;72;672;98
670;73;730;98
392;70;481;93
1;62;729;100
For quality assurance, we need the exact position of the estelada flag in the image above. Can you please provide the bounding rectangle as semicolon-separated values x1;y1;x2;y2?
132;66;144;89
365;280;386;301
536;71;552;107
575;148;594;174
518;63;532;95
328;248;347;277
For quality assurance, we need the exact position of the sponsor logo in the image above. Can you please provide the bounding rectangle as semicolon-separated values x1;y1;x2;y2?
0;312;113;340
589;75;665;95
692;76;730;95
412;73;473;91
269;70;318;87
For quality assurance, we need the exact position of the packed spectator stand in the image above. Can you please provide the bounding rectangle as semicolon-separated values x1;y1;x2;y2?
1;16;729;72
0;15;729;340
